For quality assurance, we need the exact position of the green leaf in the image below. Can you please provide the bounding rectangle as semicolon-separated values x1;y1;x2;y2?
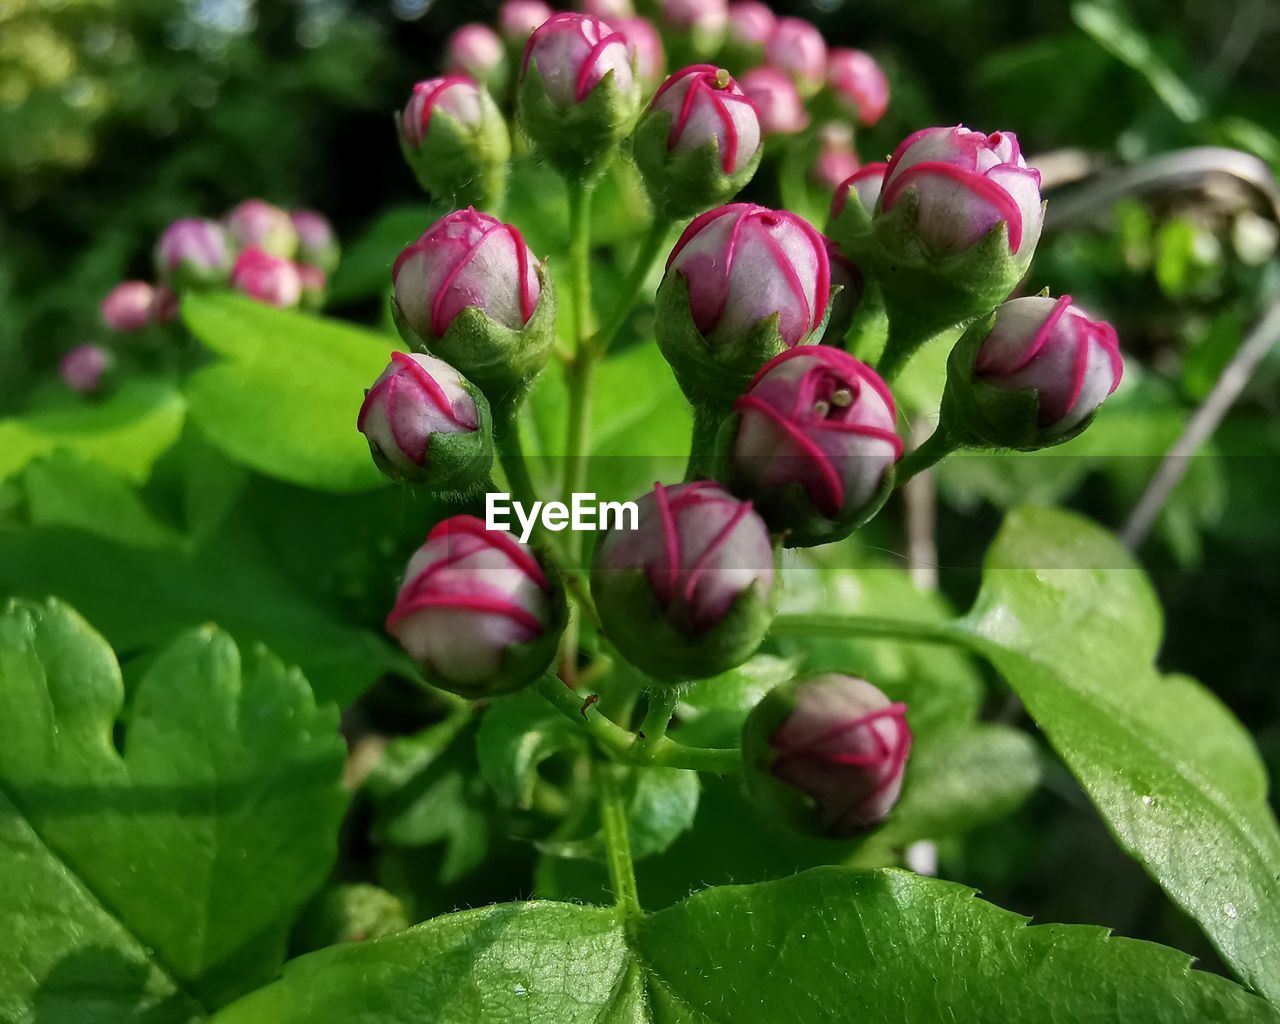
0;599;347;1016
476;691;582;809
213;867;1279;1023
183;293;400;493
0;379;186;484
960;506;1280;1002
326;204;438;306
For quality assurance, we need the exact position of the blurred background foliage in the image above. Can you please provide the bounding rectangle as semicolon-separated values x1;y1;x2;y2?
3;0;1280;976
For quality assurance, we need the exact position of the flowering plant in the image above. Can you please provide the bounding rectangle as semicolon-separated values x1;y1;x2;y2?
6;3;1280;1023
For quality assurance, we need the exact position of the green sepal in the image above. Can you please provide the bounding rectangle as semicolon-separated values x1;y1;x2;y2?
826;187;876;259
396;97;511;212
741;676;840;837
362;372;496;492
516;59;641;184
939;312;1100;452
633;106;762;221
424;545;570;700
391;261;557;405
713;412;895;548
655;272;832;411
590;557;777;683
868;190;1043;377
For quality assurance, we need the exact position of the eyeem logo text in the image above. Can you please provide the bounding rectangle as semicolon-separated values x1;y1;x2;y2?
486;492;638;543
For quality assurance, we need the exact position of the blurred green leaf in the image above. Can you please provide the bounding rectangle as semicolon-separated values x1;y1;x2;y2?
0;599;347;1014
327;204;438;306
476;691;582;810
183;293;398;493
0;379;185;484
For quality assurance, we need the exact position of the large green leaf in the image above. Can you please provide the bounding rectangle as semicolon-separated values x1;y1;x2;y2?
959;506;1280;1002
183;293;399;493
213;867;1277;1023
0;379;186;484
0;600;348;1017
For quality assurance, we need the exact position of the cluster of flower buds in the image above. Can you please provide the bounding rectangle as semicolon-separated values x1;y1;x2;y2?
391;208;555;400
940;294;1124;450
743;673;912;837
656;202;832;407
591;481;775;680
387;516;566;697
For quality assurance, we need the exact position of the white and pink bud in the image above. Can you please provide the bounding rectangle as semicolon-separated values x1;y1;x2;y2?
445;23;509;93
582;0;634;18
832;161;888;219
290;209;340;273
100;281;155;333
728;346;899;544
744;674;912;836
648;65;760;175
881;125;1044;259
973;295;1124;434
230;247;303;308
591;481;775;680
764;16;827;96
738;67;808;135
393;208;541;341
399;76;510;208
225;200;299;260
498;0;554;46
387;516;564;696
357;351;491;487
520;12;635;109
667;203;830;349
658;0;729;63
726;1;775;52
59;344;115;395
154;217;234;288
827;48;889;127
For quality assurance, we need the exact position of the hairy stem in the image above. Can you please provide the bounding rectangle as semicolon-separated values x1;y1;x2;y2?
492;400;539;511
598;764;641;916
684;402;726;480
894;426;959;487
634;688;680;756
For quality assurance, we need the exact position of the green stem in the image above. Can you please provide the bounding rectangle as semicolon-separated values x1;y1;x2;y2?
771;613;972;649
894;427;960;487
598;764;641;916
568;184;596;357
492;401;540;510
684;402;725;481
587;218;672;358
634;688;679;756
535;675;740;773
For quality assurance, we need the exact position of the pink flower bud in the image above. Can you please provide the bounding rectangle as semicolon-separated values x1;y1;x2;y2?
357;352;480;479
727;1;775;47
809;123;859;194
764;16;827;95
582;0;633;18
617;17;665;87
649;65;760;174
393;208;541;341
499;0;554;45
831;161;888;218
521;13;635;108
738;67;808;135
882;125;1044;257
100;281;155;332
667;203;830;348
661;0;728;32
230;247;303;307
387;515;557;693
59;344;114;395
446;24;508;89
400;75;486;149
827;48;889;127
291;209;339;272
154;217;233;285
598;481;774;632
746;674;912;836
733;346;900;524
974;295;1123;433
225;200;298;260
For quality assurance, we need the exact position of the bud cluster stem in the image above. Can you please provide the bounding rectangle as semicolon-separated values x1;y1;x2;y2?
587;218;674;358
493;400;542;513
893;426;960;488
598;764;641;917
